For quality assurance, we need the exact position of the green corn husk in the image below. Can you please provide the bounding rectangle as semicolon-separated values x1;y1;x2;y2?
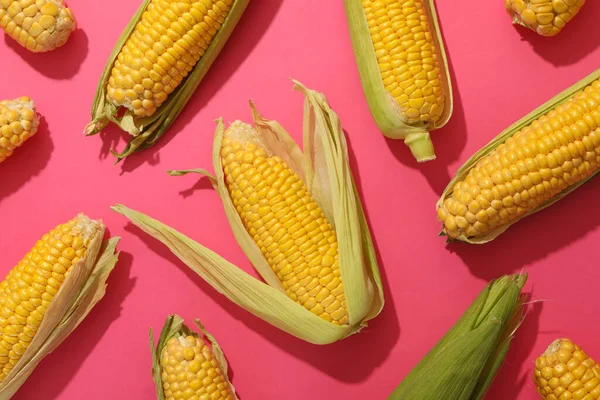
84;0;250;160
343;0;453;162
112;81;384;344
150;315;237;400
0;221;120;399
389;273;527;400
437;68;600;244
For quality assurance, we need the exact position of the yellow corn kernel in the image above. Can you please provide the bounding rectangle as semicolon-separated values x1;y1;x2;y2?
505;0;585;37
0;97;39;163
0;214;101;383
0;0;75;52
534;338;600;400
220;121;349;326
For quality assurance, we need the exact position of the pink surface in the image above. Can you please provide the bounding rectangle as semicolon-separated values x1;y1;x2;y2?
1;1;599;399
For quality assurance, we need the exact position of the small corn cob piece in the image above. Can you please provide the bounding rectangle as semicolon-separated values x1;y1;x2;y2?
344;0;453;162
505;0;585;37
437;69;600;243
534;338;600;400
0;97;39;163
85;0;249;160
220;121;349;325
151;315;237;400
0;0;75;52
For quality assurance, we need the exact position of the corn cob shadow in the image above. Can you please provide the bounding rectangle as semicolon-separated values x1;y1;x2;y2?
0;116;52;205
512;1;600;66
9;249;135;400
3;29;88;80
95;0;284;172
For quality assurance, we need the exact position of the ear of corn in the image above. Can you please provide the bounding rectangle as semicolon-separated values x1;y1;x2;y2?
437;69;600;244
0;215;119;399
85;0;250;161
534;338;600;400
344;0;453;162
112;81;384;344
505;0;585;37
0;0;75;52
151;315;237;400
0;97;39;163
389;273;527;400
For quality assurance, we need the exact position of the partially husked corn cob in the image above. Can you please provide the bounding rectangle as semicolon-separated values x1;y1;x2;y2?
437;71;600;243
220;122;349;326
534;339;600;400
160;335;234;400
0;97;39;163
0;214;101;382
505;0;585;37
0;0;75;52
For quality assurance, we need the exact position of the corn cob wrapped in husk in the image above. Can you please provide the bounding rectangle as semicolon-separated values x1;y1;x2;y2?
389;273;527;400
505;0;585;37
437;69;600;244
0;214;120;399
534;338;600;400
0;0;76;52
85;0;250;160
151;315;237;400
112;81;384;344
344;0;453;162
0;97;39;163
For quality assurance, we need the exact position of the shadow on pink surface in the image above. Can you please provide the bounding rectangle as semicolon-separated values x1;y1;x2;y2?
11;249;136;400
91;0;284;173
511;1;600;66
0;117;52;205
4;29;89;80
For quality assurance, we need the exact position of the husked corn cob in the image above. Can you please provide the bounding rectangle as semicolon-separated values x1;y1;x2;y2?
106;0;233;118
362;0;445;125
438;77;600;241
220;121;349;326
0;97;39;163
0;0;75;52
160;334;234;400
534;338;600;400
505;0;585;37
0;214;101;382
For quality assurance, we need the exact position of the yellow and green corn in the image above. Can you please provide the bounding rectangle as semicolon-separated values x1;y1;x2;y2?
0;97;39;163
505;0;585;37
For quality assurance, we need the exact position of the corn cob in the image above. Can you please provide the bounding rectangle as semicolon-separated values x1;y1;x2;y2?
0;97;39;163
534;338;600;400
0;0;75;52
344;0;453;162
85;0;249;160
505;0;585;37
112;81;384;345
437;69;600;243
152;316;236;400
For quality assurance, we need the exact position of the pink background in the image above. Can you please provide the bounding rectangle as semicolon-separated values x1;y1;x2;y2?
1;1;599;399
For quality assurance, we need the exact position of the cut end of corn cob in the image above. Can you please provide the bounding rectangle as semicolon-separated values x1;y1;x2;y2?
159;334;234;400
505;0;585;37
534;338;600;399
437;77;600;242
220;121;349;326
0;97;39;163
0;0;76;52
0;213;101;383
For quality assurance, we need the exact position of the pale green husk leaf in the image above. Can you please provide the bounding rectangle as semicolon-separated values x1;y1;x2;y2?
437;68;600;244
389;273;527;400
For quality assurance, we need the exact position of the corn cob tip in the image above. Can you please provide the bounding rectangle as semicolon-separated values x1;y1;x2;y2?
0;96;40;163
504;0;585;37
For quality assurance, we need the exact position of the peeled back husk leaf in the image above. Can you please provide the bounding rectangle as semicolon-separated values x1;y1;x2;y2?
343;0;453;162
0;225;120;399
389;273;527;400
150;315;237;400
84;0;250;161
437;68;600;244
112;81;384;344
